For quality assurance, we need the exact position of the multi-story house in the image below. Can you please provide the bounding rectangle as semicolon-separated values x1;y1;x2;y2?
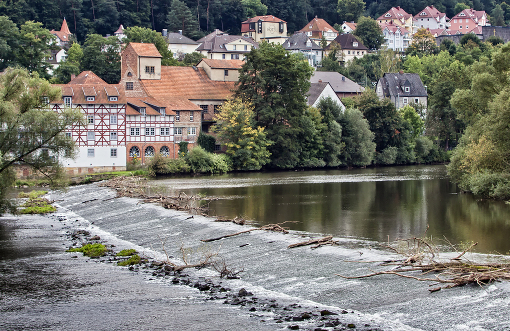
449;9;488;34
324;33;368;62
197;59;243;82
310;71;365;99
379;21;411;52
166;31;199;59
377;6;413;33
299;16;338;44
121;43;235;144
50;18;72;47
376;72;428;110
47;48;67;75
413;6;448;33
282;32;323;67
51;71;127;174
195;30;258;60
241;15;288;44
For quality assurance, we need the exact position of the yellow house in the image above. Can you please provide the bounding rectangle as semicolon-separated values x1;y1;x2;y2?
377;6;413;32
197;59;243;82
196;30;258;60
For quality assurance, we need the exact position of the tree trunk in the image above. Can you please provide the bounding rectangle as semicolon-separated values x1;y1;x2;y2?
91;0;96;21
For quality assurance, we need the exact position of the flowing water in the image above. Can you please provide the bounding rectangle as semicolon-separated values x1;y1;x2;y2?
152;165;510;254
3;165;510;330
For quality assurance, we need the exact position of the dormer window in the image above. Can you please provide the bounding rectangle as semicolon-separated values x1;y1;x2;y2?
233;45;237;50
160;108;166;116
140;107;146;116
109;96;118;101
353;42;358;47
42;97;49;105
405;87;410;93
279;21;284;33
87;96;95;101
385;13;391;17
64;97;72;107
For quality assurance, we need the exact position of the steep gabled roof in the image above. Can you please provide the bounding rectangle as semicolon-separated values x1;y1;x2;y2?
198;59;244;69
114;25;124;35
128;42;162;58
379;21;409;35
452;8;486;21
50;18;72;42
167;32;199;45
379;73;427;98
69;71;107;85
310;71;365;94
195;34;258;53
326;33;368;50
242;15;286;23
307;82;329;106
299;16;338;34
414;6;448;21
197;29;226;43
282;32;322;51
377;6;412;21
141;66;235;101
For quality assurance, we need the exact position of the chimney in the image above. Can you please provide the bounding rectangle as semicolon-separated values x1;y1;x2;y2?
318;79;322;83
342;76;345;81
70;74;76;80
178;30;182;35
162;29;167;37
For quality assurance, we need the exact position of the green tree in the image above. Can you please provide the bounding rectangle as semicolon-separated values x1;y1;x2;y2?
15;21;56;78
454;3;470;14
241;0;267;18
405;28;439;57
337;0;365;23
353;16;384;50
166;0;201;40
398;105;424;141
123;26;178;66
52;42;83;84
235;42;314;168
81;34;121;84
338;107;375;166
317;97;344;167
0;68;83;214
212;98;271;170
491;4;505;26
197;132;216;152
182;52;206;66
0;16;20;71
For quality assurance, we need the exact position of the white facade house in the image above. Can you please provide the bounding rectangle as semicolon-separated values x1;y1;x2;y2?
380;22;411;52
413;6;449;33
308;82;345;110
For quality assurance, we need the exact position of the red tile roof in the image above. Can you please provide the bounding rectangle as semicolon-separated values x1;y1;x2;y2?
242;15;286;23
199;59;244;69
299;17;338;34
50;18;72;42
69;71;107;85
377;6;412;21
141;66;235;101
54;71;125;104
128;43;162;58
414;6;448;20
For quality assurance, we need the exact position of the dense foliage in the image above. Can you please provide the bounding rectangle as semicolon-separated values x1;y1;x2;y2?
3;0;510;43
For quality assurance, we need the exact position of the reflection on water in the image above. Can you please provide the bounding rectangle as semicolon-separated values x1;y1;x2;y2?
152;165;510;254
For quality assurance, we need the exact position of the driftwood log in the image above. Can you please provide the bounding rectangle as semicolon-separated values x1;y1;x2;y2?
201;223;290;242
288;236;339;249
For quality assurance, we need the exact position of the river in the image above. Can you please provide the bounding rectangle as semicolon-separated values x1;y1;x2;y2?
152;165;510;254
3;165;510;330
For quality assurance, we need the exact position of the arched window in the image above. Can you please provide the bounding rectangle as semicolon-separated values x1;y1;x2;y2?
145;146;155;157
160;146;170;156
129;146;140;157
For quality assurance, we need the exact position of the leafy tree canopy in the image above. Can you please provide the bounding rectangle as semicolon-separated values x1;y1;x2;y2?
353;16;384;50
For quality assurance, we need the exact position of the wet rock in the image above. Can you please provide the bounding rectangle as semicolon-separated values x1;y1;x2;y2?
347;323;356;328
341;310;349;314
320;310;337;316
90;235;100;240
151;261;164;267
249;307;256;311
288;325;299;330
238;288;253;297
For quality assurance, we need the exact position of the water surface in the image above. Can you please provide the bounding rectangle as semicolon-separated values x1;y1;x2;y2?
153;165;510;253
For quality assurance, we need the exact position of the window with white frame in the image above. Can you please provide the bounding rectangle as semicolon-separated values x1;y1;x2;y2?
175;111;180;121
414;98;419;104
188;127;196;135
161;127;171;136
87;115;94;124
87;131;95;140
109;96;118;101
140;108;146;116
130;127;140;136
126;82;133;90
145;146;155;157
404;87;410;93
145;127;155;136
175;127;183;135
110;115;117;124
110;132;117;140
160;146;170;156
65;132;72;138
160;108;166;116
403;97;408;104
64;97;72;107
86;96;95;101
190;111;194;122
87;148;94;157
110;148;117;157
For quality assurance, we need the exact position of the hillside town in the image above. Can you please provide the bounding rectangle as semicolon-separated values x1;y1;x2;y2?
36;5;500;174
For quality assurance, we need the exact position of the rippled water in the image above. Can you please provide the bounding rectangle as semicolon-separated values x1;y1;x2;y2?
152;165;510;253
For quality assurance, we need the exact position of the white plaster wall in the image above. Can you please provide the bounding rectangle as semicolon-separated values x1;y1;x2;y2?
313;85;345;111
62;146;127;167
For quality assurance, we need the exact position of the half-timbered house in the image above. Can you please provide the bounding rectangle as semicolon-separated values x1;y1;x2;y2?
51;71;127;174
